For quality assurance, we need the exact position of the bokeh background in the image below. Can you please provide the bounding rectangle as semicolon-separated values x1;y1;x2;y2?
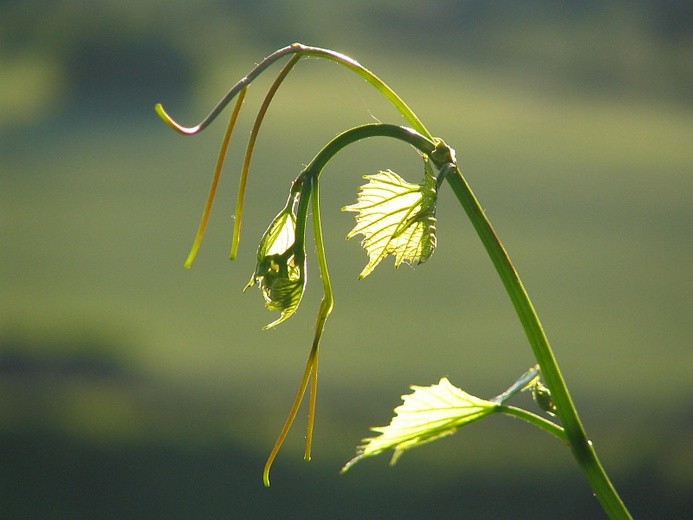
2;1;691;518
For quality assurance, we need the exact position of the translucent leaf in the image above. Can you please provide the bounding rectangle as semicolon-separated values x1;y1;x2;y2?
342;378;498;472
343;161;438;279
245;207;305;329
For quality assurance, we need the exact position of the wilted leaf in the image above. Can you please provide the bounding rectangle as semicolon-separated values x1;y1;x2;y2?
342;378;498;472
343;160;438;279
246;206;305;328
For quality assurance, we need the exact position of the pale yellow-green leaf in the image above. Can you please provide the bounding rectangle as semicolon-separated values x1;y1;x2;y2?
343;165;438;279
245;207;305;328
342;378;498;472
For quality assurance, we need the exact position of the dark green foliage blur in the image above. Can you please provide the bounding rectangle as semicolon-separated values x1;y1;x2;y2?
1;1;691;518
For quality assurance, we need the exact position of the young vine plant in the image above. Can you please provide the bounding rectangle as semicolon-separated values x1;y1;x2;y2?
156;43;632;519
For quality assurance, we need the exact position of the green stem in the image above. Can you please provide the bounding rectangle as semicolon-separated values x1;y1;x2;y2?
498;405;567;442
304;123;435;176
445;166;631;519
293;44;432;139
261;124;431;478
305;175;334;456
156;43;432;140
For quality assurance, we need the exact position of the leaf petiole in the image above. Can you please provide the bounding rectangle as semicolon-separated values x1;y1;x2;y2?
498;405;567;442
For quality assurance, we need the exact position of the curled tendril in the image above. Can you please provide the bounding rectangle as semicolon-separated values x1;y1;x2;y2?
155;43;430;138
155;44;302;135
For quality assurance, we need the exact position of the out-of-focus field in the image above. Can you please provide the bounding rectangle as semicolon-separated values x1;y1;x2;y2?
1;2;691;518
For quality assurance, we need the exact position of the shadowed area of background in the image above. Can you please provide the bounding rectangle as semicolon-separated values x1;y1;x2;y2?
1;1;691;518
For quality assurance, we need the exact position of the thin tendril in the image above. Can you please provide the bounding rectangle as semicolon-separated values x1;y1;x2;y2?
184;87;247;268
230;54;302;260
262;342;319;488
305;176;334;461
155;44;299;134
305;345;319;461
262;175;334;487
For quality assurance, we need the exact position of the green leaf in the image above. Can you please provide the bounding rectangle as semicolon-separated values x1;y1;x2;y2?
341;377;498;472
245;206;305;329
343;159;438;279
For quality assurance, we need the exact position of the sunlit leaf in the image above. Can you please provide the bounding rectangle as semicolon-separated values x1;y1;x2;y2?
245;206;305;328
342;378;498;472
343;160;438;279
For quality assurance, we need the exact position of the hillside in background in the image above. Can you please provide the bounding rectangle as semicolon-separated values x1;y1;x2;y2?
1;0;691;129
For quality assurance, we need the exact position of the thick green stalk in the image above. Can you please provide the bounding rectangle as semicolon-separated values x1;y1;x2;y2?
445;166;631;519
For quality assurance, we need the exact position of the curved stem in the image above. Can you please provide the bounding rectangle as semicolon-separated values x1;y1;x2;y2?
293;44;432;139
156;43;432;140
155;45;300;134
445;166;631;519
305;124;435;176
159;45;630;516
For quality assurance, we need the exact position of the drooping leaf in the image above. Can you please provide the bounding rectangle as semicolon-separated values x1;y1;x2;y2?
342;378;498;472
343;160;438;279
245;206;305;328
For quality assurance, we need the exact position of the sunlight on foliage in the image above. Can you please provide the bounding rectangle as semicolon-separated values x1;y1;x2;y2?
343;160;438;279
342;378;498;472
245;205;305;329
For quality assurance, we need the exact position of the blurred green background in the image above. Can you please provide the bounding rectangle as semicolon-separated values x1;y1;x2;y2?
2;1;691;518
